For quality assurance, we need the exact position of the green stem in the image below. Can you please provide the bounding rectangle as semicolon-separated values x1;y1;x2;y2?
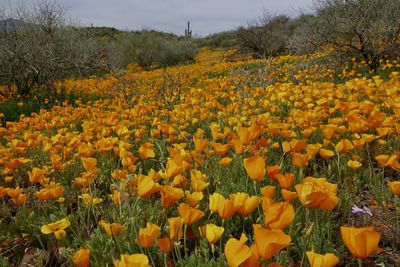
219;220;225;253
183;224;188;257
253;182;263;221
112;235;123;255
146;248;156;266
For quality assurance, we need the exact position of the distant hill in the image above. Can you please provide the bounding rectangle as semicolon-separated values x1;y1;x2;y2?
0;19;22;32
199;30;237;48
78;26;122;39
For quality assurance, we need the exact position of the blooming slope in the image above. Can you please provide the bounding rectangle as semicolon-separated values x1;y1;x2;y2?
0;50;399;266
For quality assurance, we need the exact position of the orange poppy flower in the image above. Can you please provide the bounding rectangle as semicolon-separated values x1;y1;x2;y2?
266;165;281;180
230;192;261;217
209;193;236;220
191;178;209;192
111;169;129;181
5;187;20;199
340;226;381;259
347;160;362;170
178;203;204;225
295;177;339;211
276;173;295;189
376;127;393;137
306;143;322;158
253;224;291;260
306;251;339;267
79;193;102;206
81;157;99;173
77;143;95;157
260;185;276;199
242;244;260;267
6;187;28;205
303;127;316;138
292;153;310;168
352;138;366;150
272;142;280;150
73;248;90;267
98;220;127;237
172;174;189;188
219;157;233;166
209;192;225;213
96;137;118;153
41;218;70;240
375;154;400;169
165;159;185;179
28;167;47;184
36;183;64;201
319;148;335;159
110;189;125;205
185;191;204;207
375;154;390;167
114;254;150;267
193;138;208;153
138;142;155;160
168;217;184;242
50;154;64;170
190;170;209;192
5;157;30;170
138;222;161;248
263;201;294;230
160;186;184;209
236;126;252;146
231;135;245;155
211;142;229;156
137;176;160;198
13;192;28;205
281;189;297;202
335;139;354;154
282;139;307;153
157;235;173;253
387;181;400;195
243;155;266;182
224;233;251;267
199;223;224;244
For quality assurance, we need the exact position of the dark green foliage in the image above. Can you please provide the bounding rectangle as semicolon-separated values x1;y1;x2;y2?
0;257;9;267
0;91;99;125
197;31;237;48
110;31;198;70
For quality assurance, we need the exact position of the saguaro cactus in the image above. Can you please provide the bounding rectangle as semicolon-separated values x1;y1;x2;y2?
185;21;192;39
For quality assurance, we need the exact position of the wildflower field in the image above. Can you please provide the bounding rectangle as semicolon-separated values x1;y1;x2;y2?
1;48;400;266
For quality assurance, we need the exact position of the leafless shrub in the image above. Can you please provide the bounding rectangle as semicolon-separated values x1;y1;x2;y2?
236;14;292;58
290;0;400;72
0;0;107;98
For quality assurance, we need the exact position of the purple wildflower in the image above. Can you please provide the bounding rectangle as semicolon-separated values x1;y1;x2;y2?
351;205;372;216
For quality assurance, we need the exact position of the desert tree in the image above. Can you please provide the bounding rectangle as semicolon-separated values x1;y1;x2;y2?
236;14;292;58
0;0;108;99
290;0;400;72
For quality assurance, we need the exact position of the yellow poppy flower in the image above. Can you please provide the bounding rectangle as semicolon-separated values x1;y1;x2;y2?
41;218;70;240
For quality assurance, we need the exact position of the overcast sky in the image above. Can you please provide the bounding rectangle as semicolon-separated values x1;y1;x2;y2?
1;0;314;36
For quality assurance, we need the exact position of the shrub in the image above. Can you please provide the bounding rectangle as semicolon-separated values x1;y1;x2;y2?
110;31;198;70
0;0;108;99
236;14;292;58
289;0;400;72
